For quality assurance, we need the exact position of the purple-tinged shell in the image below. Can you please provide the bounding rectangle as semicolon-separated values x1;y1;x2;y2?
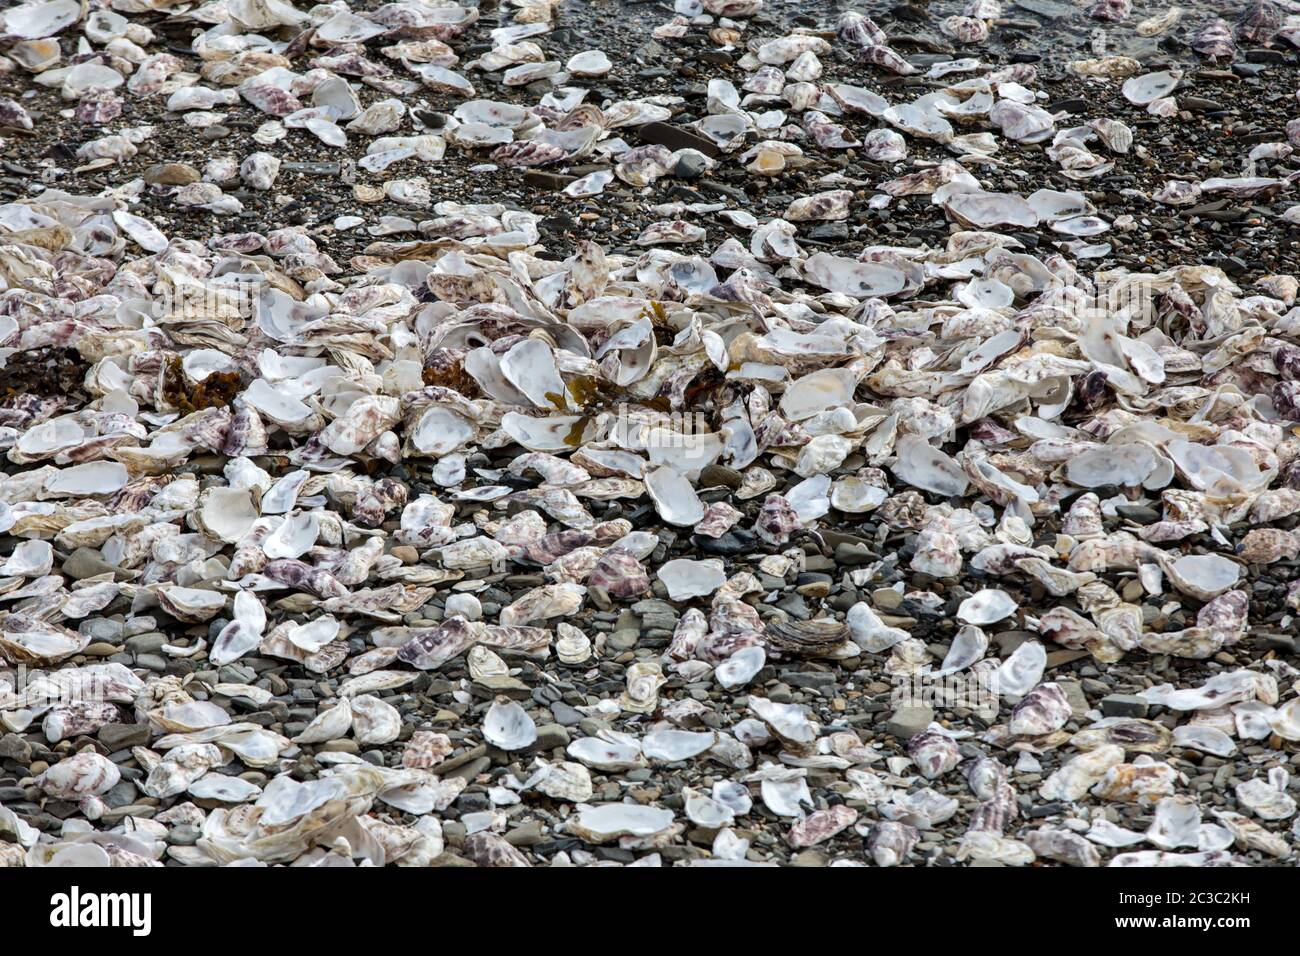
241;84;303;116
396;618;481;670
664;607;708;661
223;407;269;457
856;43;916;76
1192;18;1238;59
491;141;567;167
1237;0;1282;43
353;478;408;528
586;549;651;598
787;805;858;847
837;11;888;47
1009;683;1072;737
1088;0;1131;21
1196;589;1249;643
43;702;122;743
463;831;531;867
696;501;743;538
867;820;919;866
75;91;122;125
0;97;34;130
263;559;347;599
525;529;595;564
803;110;862;148
907;730;961;778
755;493;799;546
1273;380;1300;420
967;792;1016;833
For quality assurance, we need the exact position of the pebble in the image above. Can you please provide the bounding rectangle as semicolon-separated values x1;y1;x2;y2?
885;705;934;740
0;734;32;764
1100;694;1150;719
98;724;152;750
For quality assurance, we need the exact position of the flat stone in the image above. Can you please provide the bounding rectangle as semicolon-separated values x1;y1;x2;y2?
504;819;545;846
587;585;612;611
1012;0;1075;19
694;530;757;556
125;632;166;654
635;121;720;158
1047;98;1087;114
443;755;490;782
99;723;151;750
673;151;709;179
522;170;576;190
473;675;531;698
700;464;743;489
166;824;200;846
1045;649;1090;668
1056;680;1089;719
872;588;903;611
144;162;199;186
549;702;583;726
606;628;640;652
100;803;155;825
0;733;32;764
134;653;167;673
318;739;359;754
62;548;121;581
1100;694;1150;719
885;705;934;740
1116;504;1160;525
994;630;1034;655
835;542;878;566
529;723;571;751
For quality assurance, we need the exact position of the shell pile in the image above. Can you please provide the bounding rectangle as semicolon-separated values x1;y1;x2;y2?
2;0;1300;868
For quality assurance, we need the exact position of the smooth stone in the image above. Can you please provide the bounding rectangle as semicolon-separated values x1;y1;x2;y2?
1116;504;1160;525
636;121;721;157
166;824;200;846
550;702;583;726
1056;681;1089;719
99;724;151;750
522;170;576;190
0;734;32;764
1100;694;1150;718
135;653;167;672
63;548;121;581
694;530;757;556
529;723;571;751
885;705;934;740
125;633;166;654
144;163;200;186
699;464;743;489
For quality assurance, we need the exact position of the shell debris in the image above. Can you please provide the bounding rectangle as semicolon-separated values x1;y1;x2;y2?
0;0;1297;871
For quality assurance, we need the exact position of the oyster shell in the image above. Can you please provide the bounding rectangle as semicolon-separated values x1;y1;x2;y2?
482;697;538;751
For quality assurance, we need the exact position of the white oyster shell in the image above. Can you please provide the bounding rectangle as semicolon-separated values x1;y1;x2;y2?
482;697;537;751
